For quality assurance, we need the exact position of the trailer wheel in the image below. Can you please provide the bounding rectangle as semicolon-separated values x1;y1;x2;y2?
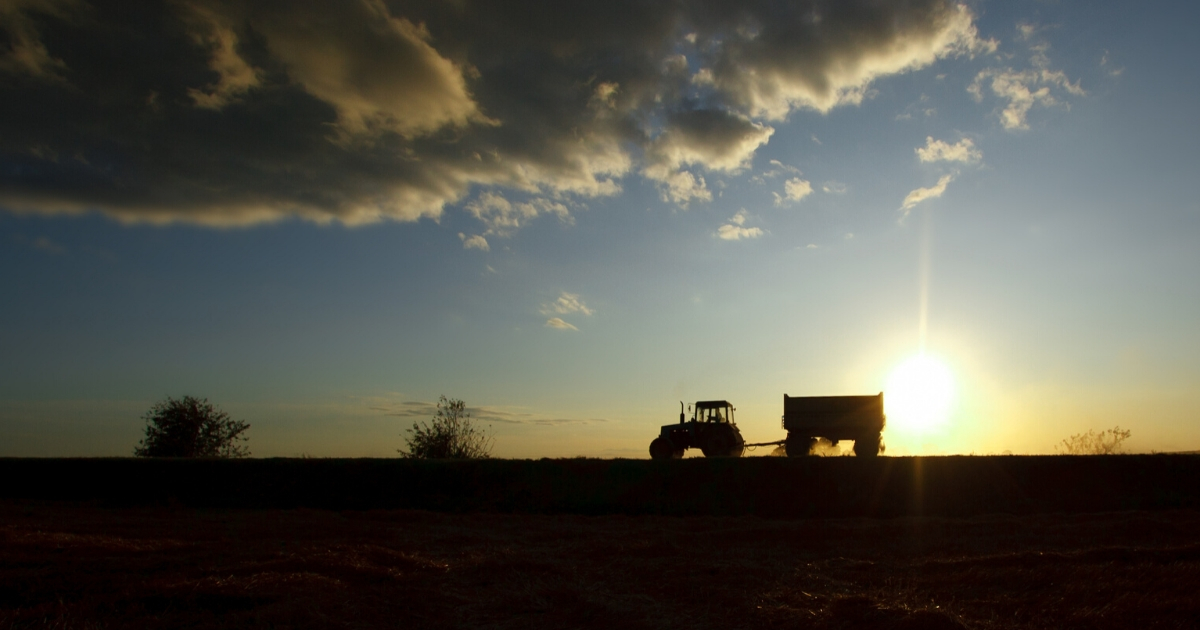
786;436;816;457
853;434;882;457
650;437;681;460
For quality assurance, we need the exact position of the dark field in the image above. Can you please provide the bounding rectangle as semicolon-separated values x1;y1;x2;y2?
4;503;1200;629
3;456;1200;628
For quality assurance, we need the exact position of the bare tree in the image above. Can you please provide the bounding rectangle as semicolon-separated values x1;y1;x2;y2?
1055;426;1131;455
134;396;250;458
399;396;493;459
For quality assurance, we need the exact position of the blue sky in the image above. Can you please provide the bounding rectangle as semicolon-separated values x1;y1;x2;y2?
2;0;1198;458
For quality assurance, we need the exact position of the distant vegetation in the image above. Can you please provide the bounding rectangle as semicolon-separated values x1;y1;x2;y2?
399;396;493;459
1056;426;1131;455
133;396;250;458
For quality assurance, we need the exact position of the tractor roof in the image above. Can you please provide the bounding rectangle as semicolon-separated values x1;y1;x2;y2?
695;400;732;409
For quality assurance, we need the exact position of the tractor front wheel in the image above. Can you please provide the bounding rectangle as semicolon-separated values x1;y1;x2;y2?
650;437;681;460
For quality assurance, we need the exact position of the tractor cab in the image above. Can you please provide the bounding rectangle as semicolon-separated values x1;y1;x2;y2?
691;400;734;424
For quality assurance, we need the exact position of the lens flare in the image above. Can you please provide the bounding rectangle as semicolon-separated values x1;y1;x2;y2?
885;354;955;434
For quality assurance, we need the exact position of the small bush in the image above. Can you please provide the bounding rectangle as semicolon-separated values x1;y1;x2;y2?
1055;426;1131;455
134;396;250;458
399;396;493;459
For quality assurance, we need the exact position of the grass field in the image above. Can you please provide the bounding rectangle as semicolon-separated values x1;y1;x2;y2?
3;457;1200;628
4;504;1200;628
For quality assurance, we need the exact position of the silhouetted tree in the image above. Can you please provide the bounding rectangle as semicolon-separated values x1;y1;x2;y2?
1056;426;1131;455
134;396;250;458
399;396;493;459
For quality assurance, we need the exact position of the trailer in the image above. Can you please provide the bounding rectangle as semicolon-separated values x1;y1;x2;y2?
781;393;885;457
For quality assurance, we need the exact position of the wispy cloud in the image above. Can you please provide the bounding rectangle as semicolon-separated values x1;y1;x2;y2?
916;137;982;164
969;25;1084;131
544;317;579;331
458;233;489;251
540;292;593;331
32;237;66;255
899;174;954;218
902;172;955;219
821;181;847;194
717;209;763;240
541;292;594;317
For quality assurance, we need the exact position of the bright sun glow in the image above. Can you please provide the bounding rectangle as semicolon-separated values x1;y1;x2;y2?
885;354;956;434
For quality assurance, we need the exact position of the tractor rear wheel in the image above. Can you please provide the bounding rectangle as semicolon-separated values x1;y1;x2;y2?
650;437;681;460
701;429;744;457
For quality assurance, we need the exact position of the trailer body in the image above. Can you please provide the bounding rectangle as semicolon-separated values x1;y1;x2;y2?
782;393;885;457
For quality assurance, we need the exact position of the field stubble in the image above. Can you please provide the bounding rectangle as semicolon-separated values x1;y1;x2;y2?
2;502;1199;629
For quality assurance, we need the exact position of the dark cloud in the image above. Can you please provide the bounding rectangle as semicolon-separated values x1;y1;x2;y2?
0;0;990;227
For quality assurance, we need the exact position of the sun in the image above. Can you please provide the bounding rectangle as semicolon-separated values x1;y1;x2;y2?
884;354;956;434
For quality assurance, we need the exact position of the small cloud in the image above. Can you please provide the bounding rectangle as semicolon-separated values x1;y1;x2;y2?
467;192;573;238
717;209;764;241
811;135;822;145
541;292;594;317
1100;51;1124;77
969;31;1084;131
821;181;847;194
33;237;66;255
458;232;490;251
750;159;800;184
774;177;812;206
916;137;982;164
805;243;819;249
843;232;854;240
899;174;954;218
544;317;578;331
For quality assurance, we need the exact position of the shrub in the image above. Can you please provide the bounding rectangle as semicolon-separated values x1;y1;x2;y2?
134;396;250;458
1055;426;1131;455
399;396;493;459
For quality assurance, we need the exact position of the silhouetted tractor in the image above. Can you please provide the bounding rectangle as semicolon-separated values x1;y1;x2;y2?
649;400;746;459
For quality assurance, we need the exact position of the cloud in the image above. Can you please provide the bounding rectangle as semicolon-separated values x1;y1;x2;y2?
0;0;991;227
458;232;489;251
750;159;800;185
899;174;954;218
916;137;981;163
717;209;763;240
541;292;594;317
643;109;773;207
969;27;1084;130
773;177;813;206
821;181;847;194
32;236;66;255
695;2;996;119
544;317;578;331
0;0;79;81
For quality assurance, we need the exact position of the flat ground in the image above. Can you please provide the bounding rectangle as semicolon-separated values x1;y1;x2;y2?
2;502;1199;629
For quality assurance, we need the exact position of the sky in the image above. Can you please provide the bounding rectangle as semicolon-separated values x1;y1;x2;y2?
2;0;1198;458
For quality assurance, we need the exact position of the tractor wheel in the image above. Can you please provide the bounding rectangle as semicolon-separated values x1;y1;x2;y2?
650;437;681;460
786;436;817;457
853;434;882;457
701;430;743;457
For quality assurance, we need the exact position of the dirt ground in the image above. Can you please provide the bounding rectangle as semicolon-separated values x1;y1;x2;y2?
2;501;1199;629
